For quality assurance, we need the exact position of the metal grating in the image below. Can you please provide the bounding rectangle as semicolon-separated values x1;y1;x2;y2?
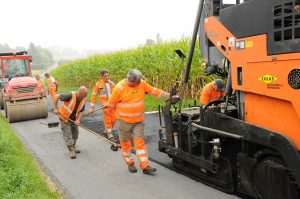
12;85;36;93
288;69;300;89
274;1;300;41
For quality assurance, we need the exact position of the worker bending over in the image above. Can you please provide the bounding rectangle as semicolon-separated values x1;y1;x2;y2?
200;79;225;106
108;69;179;175
89;69;116;141
53;86;88;159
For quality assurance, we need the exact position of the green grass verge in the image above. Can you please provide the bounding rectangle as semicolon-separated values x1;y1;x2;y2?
0;116;61;199
57;87;198;112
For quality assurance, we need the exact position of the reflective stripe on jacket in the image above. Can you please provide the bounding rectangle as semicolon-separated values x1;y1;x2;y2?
48;76;56;91
59;91;86;123
108;79;161;123
90;80;115;106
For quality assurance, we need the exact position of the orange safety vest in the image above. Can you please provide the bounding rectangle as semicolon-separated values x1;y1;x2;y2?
48;76;56;91
37;79;43;87
90;79;114;106
59;91;86;123
200;81;225;106
108;79;161;123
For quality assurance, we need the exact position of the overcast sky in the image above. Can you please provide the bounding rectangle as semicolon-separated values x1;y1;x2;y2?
0;0;204;51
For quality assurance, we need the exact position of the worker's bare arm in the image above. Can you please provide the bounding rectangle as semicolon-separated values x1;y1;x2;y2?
53;94;60;113
75;112;83;125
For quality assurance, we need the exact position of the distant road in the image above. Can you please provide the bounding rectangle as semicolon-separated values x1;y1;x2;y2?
39;63;59;79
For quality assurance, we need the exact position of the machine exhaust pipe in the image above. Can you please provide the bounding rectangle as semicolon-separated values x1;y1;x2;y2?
178;0;205;113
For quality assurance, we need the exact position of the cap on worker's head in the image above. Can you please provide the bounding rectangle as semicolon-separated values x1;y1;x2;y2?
215;79;225;91
127;69;142;81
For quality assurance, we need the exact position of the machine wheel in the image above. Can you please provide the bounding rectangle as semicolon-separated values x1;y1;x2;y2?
0;96;3;110
4;101;8;118
251;156;299;199
6;98;48;123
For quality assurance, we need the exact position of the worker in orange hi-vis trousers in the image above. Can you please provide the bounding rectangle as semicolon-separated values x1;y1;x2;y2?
35;75;44;88
108;69;179;175
88;69;116;141
45;73;58;103
199;79;225;106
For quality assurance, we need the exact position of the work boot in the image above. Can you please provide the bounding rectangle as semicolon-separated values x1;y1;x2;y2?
128;164;137;173
68;146;76;159
143;166;157;175
73;145;81;154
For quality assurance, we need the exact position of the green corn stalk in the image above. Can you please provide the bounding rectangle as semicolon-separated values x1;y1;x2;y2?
51;37;217;99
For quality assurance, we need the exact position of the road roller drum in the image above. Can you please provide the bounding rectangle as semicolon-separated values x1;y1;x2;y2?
6;97;48;123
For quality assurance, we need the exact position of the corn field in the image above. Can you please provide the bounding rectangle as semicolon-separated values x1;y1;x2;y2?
51;38;215;99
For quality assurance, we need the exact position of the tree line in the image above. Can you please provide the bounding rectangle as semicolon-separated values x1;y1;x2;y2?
0;43;54;70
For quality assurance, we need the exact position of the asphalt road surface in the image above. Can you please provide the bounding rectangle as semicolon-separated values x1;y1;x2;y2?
6;96;239;199
48;95;173;166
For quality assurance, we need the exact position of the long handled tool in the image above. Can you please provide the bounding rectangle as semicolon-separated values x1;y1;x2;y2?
41;106;106;128
83;105;108;116
80;105;120;150
40;105;105;128
40;121;59;128
46;106;120;151
64;116;120;151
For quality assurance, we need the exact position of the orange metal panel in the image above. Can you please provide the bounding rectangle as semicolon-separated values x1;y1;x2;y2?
245;93;300;148
205;16;300;149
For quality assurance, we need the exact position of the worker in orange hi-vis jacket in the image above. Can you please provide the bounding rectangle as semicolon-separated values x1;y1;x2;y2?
108;69;179;175
35;75;44;88
53;86;88;159
88;69;116;141
199;79;225;106
45;73;58;103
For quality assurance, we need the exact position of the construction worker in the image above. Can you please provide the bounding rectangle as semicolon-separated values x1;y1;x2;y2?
88;69;116;141
200;79;225;106
108;69;179;174
45;73;58;103
53;86;88;159
35;75;44;88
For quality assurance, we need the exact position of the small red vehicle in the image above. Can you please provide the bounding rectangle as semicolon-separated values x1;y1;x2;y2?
0;51;48;122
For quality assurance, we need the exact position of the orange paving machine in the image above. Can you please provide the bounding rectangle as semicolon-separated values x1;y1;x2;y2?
159;0;300;198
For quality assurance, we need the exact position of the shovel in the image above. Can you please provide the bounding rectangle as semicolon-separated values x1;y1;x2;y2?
40;121;59;128
83;105;108;116
42;105;107;127
64;116;120;152
50;109;120;152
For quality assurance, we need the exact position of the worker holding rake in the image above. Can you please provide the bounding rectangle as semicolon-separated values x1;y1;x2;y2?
88;69;116;142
